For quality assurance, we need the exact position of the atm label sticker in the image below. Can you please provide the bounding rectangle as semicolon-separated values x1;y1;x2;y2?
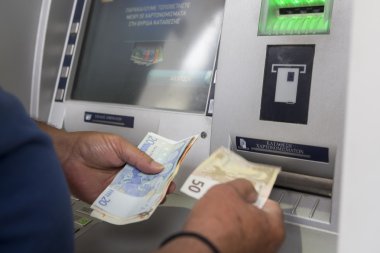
236;137;329;163
84;112;134;128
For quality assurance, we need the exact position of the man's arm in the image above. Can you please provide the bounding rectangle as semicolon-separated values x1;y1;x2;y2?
0;89;74;253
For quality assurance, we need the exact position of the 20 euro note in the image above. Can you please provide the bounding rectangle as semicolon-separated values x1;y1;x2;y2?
181;147;281;208
91;132;198;225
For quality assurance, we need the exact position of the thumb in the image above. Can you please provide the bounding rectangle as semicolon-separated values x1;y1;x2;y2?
117;137;164;174
228;178;258;203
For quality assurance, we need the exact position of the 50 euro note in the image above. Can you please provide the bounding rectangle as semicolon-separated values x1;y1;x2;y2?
91;132;198;225
181;147;281;208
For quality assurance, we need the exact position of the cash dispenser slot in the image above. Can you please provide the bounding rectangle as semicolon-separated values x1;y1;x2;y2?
279;6;325;15
276;171;333;197
234;145;334;197
234;136;333;197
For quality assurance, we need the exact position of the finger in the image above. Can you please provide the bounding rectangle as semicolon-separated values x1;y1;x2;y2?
262;199;283;218
160;196;167;204
262;199;285;242
227;178;258;203
117;137;164;173
167;182;176;194
160;182;176;205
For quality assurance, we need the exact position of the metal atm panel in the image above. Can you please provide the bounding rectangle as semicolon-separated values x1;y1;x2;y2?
0;0;74;120
45;0;351;252
49;0;225;188
211;0;351;250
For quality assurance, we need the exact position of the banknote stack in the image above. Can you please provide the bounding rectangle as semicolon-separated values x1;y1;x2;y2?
91;132;198;225
181;147;281;208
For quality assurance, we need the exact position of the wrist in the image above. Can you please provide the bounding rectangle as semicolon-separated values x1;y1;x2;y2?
158;231;219;253
35;121;75;164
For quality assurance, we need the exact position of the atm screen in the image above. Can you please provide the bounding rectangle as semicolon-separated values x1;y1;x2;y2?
71;0;225;113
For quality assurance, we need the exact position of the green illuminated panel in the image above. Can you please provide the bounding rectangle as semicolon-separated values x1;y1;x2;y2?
258;0;333;35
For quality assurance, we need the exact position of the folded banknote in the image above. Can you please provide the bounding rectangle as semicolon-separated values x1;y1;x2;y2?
91;132;198;225
181;147;281;208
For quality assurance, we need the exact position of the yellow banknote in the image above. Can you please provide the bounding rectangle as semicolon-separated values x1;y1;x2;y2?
181;147;281;208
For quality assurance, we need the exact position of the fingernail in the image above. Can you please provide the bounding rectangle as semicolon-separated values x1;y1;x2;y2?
151;161;164;171
248;192;258;203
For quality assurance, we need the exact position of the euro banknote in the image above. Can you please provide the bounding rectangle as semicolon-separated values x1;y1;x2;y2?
181;147;281;208
91;132;198;225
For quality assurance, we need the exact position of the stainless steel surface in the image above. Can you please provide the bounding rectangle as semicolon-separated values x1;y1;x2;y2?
63;101;212;188
270;188;331;225
0;0;43;112
276;171;333;197
49;0;221;187
38;0;75;121
43;0;351;252
211;0;352;233
0;0;74;120
2;0;378;252
279;222;337;253
75;206;190;253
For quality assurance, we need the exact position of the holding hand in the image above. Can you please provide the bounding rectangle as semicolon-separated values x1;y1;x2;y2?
38;123;175;203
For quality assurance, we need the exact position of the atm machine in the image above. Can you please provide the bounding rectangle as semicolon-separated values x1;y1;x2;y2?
45;0;352;252
211;0;349;252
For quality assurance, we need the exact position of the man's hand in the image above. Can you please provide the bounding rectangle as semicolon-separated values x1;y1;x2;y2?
37;122;175;203
158;179;285;253
184;179;285;253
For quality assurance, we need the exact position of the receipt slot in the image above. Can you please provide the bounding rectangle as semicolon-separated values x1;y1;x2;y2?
273;64;306;104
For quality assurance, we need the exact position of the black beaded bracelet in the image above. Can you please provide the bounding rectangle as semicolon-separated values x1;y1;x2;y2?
160;231;220;253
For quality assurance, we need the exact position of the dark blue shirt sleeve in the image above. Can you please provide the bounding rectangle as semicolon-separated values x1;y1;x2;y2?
0;88;74;253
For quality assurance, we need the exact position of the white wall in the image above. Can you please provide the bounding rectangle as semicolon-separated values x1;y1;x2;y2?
338;0;380;252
